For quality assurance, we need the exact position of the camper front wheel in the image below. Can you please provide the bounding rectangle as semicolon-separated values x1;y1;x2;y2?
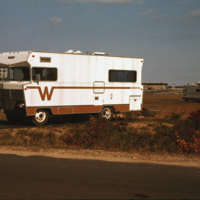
101;107;114;121
32;110;49;126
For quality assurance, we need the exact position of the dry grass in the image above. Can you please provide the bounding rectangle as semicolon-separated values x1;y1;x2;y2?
143;94;200;118
0;110;6;121
0;117;177;153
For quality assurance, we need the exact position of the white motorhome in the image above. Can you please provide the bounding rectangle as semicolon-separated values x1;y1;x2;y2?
0;50;144;126
183;82;200;102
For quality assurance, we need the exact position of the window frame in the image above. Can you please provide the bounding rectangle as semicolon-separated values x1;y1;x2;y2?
0;66;30;81
32;67;58;82
40;57;51;63
109;69;137;83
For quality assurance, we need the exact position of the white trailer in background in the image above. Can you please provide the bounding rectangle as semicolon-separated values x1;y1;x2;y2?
0;50;144;126
183;82;200;102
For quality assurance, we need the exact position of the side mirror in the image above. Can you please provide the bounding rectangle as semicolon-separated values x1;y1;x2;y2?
35;74;41;84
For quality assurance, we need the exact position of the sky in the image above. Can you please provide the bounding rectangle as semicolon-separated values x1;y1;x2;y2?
0;0;200;86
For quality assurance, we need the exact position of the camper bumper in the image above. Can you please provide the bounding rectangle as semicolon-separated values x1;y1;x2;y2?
3;101;26;113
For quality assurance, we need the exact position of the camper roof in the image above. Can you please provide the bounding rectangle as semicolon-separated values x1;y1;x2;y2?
0;50;144;60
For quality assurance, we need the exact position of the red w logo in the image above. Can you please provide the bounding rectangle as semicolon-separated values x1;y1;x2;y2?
38;87;54;101
26;86;54;101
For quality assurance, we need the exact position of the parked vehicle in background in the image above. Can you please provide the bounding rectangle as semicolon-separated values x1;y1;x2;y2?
183;82;200;102
0;50;144;126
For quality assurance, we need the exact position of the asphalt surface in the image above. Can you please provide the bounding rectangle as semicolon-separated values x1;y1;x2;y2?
0;154;200;199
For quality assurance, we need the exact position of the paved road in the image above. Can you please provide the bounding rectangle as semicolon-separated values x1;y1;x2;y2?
0;154;200;199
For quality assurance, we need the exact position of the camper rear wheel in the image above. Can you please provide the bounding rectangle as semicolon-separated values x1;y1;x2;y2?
101;107;114;121
32;109;49;126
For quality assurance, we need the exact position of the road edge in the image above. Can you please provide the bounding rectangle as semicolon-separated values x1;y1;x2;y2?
0;146;200;168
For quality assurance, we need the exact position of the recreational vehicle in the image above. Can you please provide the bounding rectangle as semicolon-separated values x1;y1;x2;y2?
183;83;200;102
0;50;144;126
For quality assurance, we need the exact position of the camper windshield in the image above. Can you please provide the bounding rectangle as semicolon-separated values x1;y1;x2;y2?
0;66;30;81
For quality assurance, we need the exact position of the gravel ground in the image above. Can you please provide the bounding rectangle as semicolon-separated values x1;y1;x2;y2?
0;146;200;168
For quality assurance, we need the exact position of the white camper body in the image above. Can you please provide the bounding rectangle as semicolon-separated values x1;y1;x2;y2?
0;51;144;125
183;83;200;102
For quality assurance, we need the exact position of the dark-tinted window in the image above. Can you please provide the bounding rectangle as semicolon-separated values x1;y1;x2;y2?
32;67;57;81
196;89;200;92
109;70;137;82
1;67;30;81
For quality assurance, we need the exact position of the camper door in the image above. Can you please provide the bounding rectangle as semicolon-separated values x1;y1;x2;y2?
93;81;104;105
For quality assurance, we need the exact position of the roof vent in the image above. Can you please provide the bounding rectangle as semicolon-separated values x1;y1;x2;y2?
88;52;109;56
65;50;82;54
65;50;74;53
74;50;82;54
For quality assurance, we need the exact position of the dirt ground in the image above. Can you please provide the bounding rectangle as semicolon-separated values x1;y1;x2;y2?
1;91;200;167
143;93;200;117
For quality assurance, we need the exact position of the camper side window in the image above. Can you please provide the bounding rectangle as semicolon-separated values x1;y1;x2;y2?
32;67;57;81
47;68;57;80
109;70;137;82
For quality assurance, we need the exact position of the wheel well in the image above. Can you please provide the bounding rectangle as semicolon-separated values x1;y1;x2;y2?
35;108;52;116
101;106;115;113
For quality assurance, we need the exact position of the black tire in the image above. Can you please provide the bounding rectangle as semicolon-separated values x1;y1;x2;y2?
101;107;114;121
32;109;49;126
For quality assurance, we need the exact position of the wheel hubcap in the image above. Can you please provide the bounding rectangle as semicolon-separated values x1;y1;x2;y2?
35;111;46;123
103;108;111;119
